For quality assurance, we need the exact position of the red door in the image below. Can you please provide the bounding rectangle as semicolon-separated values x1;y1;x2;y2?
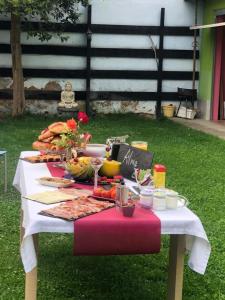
212;15;225;121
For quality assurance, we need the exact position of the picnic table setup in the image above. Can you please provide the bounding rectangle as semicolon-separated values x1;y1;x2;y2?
13;113;211;300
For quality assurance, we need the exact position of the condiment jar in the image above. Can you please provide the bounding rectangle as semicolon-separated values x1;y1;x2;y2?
116;182;129;207
139;187;154;209
166;190;188;209
153;190;166;210
166;190;179;209
153;164;167;188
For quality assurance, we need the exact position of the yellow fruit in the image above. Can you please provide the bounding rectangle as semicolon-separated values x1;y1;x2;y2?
100;159;121;177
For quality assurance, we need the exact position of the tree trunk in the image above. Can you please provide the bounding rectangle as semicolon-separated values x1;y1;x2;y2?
10;13;25;117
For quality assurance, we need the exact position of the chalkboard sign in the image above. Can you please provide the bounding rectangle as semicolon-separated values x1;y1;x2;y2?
117;144;154;181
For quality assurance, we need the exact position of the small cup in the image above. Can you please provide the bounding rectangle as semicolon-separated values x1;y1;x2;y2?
166;190;189;209
153;190;166;211
121;204;135;217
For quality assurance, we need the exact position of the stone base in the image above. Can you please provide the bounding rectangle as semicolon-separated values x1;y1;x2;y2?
57;106;79;112
57;106;79;117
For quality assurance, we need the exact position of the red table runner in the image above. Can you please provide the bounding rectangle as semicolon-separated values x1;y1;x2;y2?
46;162;161;255
74;207;161;255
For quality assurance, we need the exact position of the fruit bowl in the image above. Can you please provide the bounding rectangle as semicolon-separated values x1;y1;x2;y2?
65;157;94;181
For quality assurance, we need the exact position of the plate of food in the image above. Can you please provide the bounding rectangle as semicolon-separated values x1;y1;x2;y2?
21;154;62;163
92;186;117;202
37;177;74;188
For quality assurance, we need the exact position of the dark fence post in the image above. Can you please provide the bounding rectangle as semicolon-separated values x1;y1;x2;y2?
156;8;165;119
86;5;92;115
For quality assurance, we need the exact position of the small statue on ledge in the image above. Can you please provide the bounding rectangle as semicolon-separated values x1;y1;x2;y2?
58;81;78;109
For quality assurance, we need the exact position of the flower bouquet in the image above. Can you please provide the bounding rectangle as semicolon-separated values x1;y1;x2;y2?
52;112;91;159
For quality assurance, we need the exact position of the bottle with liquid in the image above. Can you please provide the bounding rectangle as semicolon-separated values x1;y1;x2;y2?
153;164;166;188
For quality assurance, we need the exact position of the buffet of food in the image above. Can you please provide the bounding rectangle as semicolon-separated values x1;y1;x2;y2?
24;116;185;221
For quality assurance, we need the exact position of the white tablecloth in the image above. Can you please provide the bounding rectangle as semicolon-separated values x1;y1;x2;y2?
13;151;211;275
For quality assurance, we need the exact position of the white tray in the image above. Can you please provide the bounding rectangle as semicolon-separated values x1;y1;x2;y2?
37;177;74;188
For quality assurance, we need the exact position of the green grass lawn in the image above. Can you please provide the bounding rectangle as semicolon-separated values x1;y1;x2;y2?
0;114;225;300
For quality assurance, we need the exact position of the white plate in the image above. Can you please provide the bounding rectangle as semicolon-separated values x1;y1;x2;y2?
37;177;74;188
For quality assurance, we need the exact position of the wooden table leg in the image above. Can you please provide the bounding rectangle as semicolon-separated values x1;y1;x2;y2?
167;235;185;300
20;209;38;300
25;264;38;300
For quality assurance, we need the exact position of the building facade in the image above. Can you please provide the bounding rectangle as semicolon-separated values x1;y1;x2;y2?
198;0;225;120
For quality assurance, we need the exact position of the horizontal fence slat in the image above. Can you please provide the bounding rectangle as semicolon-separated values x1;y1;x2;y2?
0;20;198;36
0;89;196;101
0;68;86;78
91;24;197;36
0;68;198;80
91;24;160;35
0;20;87;33
0;43;199;59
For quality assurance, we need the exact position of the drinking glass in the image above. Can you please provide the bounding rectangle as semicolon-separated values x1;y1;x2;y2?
131;141;148;151
134;168;154;193
90;157;104;189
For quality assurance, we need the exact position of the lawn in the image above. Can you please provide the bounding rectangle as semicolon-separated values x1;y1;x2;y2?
0;113;225;300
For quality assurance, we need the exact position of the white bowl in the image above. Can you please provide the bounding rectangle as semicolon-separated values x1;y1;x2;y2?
83;144;107;157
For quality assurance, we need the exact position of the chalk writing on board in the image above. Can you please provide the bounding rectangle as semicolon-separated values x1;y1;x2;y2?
117;144;153;181
122;149;138;168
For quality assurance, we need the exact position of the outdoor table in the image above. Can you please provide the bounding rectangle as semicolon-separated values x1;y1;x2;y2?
13;151;211;300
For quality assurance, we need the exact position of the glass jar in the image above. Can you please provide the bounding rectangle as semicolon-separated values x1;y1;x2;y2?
166;190;188;209
131;141;148;151
166;190;179;209
153;190;166;210
139;187;154;209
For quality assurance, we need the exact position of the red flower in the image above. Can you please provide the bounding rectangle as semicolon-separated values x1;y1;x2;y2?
67;118;77;130
78;112;89;124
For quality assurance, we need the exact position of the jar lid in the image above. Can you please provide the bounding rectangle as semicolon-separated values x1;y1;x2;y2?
154;164;166;172
153;191;166;198
166;190;178;196
140;187;154;196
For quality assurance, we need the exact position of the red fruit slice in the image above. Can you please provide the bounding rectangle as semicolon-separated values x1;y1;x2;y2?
113;175;123;180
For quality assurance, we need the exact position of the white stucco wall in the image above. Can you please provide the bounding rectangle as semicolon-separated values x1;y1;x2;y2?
0;0;203;114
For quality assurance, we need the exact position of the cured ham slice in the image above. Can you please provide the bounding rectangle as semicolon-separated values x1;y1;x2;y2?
40;197;114;221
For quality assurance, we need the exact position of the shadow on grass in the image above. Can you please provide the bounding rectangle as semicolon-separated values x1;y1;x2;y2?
38;234;168;300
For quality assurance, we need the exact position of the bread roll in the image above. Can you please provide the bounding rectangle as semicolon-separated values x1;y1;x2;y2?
32;141;52;151
41;136;55;143
48;122;68;134
38;128;54;141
